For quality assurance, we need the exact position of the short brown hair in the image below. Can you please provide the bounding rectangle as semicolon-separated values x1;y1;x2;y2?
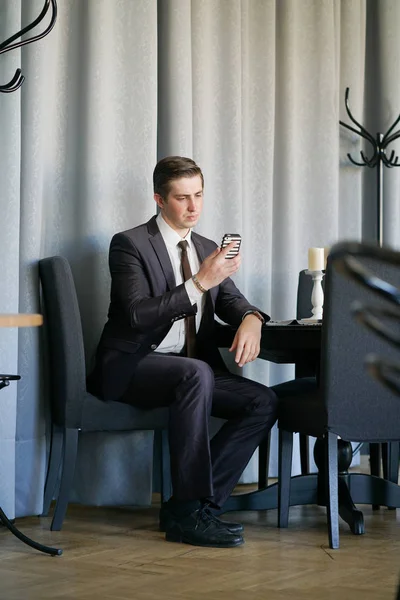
153;156;204;199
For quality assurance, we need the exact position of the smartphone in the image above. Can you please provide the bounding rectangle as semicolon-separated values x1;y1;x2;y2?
221;233;242;259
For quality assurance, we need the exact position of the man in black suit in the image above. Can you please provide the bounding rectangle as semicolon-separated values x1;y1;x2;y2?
88;156;278;548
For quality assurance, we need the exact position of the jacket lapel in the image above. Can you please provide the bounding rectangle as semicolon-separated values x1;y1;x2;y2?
191;233;218;315
192;234;218;306
147;216;176;291
191;234;206;264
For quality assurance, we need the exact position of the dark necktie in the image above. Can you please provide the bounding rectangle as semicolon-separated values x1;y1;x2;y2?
178;240;197;358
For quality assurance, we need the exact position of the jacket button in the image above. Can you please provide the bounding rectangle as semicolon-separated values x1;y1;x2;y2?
150;344;157;350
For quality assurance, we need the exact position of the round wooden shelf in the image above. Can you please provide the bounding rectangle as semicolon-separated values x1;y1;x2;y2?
0;314;43;328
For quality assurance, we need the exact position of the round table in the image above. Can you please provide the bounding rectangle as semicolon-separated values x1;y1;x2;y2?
0;313;43;328
0;313;62;556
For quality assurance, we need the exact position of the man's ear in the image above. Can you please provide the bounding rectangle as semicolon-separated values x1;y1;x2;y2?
154;193;165;210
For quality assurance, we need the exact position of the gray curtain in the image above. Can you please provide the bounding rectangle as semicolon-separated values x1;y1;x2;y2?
0;0;399;517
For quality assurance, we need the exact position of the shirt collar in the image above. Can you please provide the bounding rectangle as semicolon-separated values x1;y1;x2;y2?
156;212;193;249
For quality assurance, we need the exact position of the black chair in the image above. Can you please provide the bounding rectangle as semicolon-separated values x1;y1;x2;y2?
340;245;400;600
276;244;400;549
39;256;172;531
297;268;398;489
336;244;400;494
40;255;268;529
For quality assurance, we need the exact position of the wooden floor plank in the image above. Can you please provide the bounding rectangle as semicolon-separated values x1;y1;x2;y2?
0;474;399;600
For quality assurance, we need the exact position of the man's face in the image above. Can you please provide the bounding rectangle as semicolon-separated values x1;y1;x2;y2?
154;175;203;235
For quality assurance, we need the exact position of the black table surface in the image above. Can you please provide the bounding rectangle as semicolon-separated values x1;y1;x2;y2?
216;322;321;366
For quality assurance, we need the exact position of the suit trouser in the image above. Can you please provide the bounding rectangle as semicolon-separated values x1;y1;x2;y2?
121;352;278;508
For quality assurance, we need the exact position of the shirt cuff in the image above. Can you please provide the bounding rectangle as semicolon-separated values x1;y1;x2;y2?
185;278;203;306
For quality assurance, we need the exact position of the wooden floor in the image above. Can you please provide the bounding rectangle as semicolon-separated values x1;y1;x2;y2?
0;477;399;599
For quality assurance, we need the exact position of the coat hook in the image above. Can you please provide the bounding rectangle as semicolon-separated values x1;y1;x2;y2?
0;0;57;93
340;87;400;246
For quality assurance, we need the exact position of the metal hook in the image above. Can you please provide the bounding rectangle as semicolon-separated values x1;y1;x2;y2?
0;68;24;93
384;129;400;148
360;150;376;167
341;87;376;145
382;151;400;168
0;0;57;55
382;112;400;146
347;153;369;167
0;0;57;93
340;119;377;148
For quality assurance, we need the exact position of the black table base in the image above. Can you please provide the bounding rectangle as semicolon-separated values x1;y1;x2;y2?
0;374;62;556
0;506;62;556
220;436;400;536
221;473;400;525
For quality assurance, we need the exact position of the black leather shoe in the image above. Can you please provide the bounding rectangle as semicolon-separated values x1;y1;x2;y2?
165;506;244;548
159;503;244;534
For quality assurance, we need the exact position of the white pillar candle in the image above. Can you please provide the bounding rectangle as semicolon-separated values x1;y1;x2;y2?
308;247;324;271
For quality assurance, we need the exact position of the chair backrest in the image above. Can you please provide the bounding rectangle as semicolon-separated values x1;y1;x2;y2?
321;252;400;442
296;270;313;319
39;256;87;428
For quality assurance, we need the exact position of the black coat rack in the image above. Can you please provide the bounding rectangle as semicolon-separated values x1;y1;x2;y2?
0;0;61;557
340;87;400;247
0;0;57;93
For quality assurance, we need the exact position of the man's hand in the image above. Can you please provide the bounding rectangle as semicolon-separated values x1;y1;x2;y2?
229;314;262;367
196;242;240;290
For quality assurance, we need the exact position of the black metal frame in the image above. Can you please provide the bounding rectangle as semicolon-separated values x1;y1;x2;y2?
340;88;400;245
0;375;62;556
0;0;57;93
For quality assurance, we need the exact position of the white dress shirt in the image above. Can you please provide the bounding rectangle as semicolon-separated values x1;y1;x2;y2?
156;212;205;353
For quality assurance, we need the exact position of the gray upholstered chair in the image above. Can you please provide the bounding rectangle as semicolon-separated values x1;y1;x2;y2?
39;256;172;531
297;268;398;488
276;247;400;548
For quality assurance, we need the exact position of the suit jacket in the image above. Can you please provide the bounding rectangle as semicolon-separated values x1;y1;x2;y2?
87;216;269;402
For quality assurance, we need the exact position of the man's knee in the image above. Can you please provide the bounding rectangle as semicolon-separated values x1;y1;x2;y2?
175;358;215;396
185;358;214;384
248;386;279;420
172;359;214;413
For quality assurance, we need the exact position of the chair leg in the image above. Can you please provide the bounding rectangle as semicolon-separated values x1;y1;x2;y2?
387;442;399;484
160;429;172;503
326;432;339;549
386;442;400;511
258;432;271;489
154;429;172;502
382;443;389;480
299;433;309;475
278;428;293;528
50;428;79;531
42;423;64;516
370;443;381;477
370;443;381;510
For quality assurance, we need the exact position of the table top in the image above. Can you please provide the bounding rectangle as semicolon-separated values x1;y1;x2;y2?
217;322;321;367
0;314;43;328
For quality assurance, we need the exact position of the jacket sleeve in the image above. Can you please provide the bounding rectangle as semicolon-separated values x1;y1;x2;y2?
109;233;196;332
215;275;270;327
